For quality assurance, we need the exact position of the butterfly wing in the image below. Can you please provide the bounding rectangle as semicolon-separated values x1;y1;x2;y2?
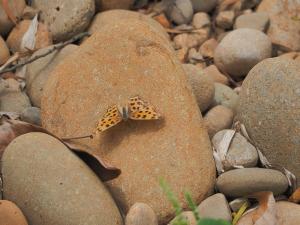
96;105;123;132
128;96;161;120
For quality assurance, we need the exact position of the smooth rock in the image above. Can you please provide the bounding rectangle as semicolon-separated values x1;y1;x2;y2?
41;19;216;224
197;193;232;222
204;105;234;138
237;57;300;186
168;211;196;225
0;0;26;36
212;83;238;112
88;10;169;42
216;168;289;197
32;0;95;42
192;12;210;29
190;0;217;12
6;20;52;53
216;11;235;29
95;0;134;11
166;0;193;25
0;200;28;225
26;44;78;107
173;29;209;49
0;35;9;65
0;89;31;113
202;65;229;85
214;28;272;78
125;203;158;225
199;38;217;58
212;130;258;171
20;106;41;125
237;201;300;225
257;0;300;51
2;133;123;225
234;12;269;32
183;64;215;112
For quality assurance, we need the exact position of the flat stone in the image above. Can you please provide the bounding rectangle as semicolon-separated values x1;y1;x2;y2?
197;193;232;222
234;12;269;32
237;57;300;186
204;106;234;138
216;168;288;197
0;0;26;36
125;203;158;225
41;18;216;224
6;20;52;53
2;132;122;225
212;130;258;171
183;64;215;112
32;0;95;42
26;44;78;107
214;28;272;78
212;83;239;112
0;200;28;225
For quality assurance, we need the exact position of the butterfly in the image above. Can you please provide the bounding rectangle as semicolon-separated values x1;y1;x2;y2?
96;96;161;133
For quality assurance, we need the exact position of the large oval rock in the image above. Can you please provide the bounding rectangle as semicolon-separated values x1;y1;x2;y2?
31;0;95;42
214;28;272;78
237;57;300;186
1;132;123;225
41;19;216;224
0;200;28;225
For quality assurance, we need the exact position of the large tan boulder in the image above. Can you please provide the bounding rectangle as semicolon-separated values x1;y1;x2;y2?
41;19;216;224
237;57;300;186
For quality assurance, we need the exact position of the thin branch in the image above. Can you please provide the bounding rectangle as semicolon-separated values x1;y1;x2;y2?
0;32;90;75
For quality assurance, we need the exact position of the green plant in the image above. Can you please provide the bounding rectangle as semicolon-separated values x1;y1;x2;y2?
159;178;232;225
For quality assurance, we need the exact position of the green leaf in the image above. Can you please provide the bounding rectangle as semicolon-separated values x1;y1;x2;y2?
198;218;232;225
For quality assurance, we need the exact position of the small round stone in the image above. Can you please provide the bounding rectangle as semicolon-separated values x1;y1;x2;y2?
125;203;158;225
214;28;272;78
212;83;239;112
20;107;41;126
192;12;210;29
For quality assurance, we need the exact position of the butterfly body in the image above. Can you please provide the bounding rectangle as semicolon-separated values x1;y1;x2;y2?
96;96;161;133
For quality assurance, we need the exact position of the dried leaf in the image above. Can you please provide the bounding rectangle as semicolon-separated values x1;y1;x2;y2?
232;201;249;225
0;116;121;181
289;187;300;203
249;192;278;225
2;0;18;25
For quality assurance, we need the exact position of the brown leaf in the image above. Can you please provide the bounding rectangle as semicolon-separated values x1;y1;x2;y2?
2;0;18;25
0;116;121;181
248;192;278;225
289;188;300;203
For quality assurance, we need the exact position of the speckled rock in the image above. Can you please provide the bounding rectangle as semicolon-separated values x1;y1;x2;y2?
0;0;26;36
237;57;300;186
0;35;9;65
0;86;31;113
234;12;269;32
2;132;123;225
257;0;300;51
216;168;288;197
214;28;272;78
0;200;28;225
204;106;234;138
88;10;169;42
237;201;300;225
32;0;95;42
41;19;215;224
125;203;158;225
20;107;41;125
168;211;196;225
6;20;52;53
26;44;78;107
190;0;217;12
212;130;258;171
166;0;193;25
95;0;134;11
197;193;232;222
212;83;238;112
183;64;215;112
202;65;229;85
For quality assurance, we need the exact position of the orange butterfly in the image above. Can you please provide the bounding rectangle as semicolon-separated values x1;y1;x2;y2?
96;96;161;132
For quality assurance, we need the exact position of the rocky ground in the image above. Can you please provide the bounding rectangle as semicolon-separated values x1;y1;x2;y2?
0;0;300;225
